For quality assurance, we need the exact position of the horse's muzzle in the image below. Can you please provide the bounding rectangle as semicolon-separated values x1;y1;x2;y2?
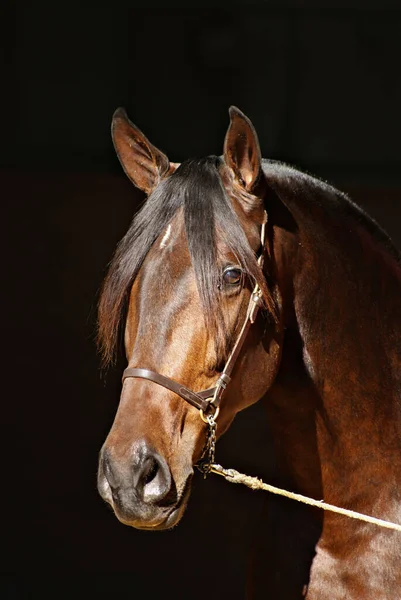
97;442;191;529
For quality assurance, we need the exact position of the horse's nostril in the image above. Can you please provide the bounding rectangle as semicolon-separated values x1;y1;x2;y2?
132;444;172;505
100;443;173;510
101;450;121;491
142;457;159;486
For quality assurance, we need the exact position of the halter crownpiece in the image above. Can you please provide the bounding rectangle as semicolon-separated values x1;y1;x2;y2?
122;212;268;472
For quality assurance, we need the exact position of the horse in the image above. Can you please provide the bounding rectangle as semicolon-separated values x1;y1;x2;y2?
96;106;401;599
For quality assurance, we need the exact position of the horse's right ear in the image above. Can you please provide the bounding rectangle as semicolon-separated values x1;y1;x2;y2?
111;108;170;194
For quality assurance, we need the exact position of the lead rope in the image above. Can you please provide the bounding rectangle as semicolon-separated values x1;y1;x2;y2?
208;464;401;533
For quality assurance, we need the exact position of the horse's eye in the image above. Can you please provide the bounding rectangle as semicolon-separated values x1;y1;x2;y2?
222;267;243;286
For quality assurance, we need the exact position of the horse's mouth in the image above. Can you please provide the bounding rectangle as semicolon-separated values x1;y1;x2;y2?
138;473;193;531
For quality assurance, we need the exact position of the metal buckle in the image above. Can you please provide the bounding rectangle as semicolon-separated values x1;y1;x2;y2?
199;400;220;424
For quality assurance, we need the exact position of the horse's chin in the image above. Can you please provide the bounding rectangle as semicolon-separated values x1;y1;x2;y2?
124;504;187;531
112;473;193;531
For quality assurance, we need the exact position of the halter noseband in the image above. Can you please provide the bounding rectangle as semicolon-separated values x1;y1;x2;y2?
122;214;267;417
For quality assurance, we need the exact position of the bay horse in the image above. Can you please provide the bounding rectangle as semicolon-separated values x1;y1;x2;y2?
97;106;401;599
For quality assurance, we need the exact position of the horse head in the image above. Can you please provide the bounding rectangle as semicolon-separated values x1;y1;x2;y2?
97;107;284;529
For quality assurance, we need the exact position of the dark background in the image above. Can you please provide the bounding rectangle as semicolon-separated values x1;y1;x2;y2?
2;2;401;599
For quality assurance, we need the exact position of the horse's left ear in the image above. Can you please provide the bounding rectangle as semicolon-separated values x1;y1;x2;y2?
111;108;170;194
223;106;263;193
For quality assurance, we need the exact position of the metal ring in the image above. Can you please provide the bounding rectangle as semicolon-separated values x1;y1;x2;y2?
200;403;220;423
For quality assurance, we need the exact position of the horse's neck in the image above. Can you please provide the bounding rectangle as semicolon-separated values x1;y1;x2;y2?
268;208;401;509
261;171;401;596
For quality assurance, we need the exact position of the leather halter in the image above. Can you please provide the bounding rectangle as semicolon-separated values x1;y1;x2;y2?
122;214;267;420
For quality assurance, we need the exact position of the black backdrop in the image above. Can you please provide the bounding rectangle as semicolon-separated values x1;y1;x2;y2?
3;3;401;599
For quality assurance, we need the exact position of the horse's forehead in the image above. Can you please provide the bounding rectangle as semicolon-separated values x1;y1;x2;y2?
128;239;195;322
142;216;191;284
157;213;187;257
157;215;186;253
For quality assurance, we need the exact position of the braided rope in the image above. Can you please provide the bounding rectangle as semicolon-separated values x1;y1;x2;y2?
210;464;401;532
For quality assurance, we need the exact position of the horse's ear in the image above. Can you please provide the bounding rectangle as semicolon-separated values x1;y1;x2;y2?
111;108;170;194
223;106;262;193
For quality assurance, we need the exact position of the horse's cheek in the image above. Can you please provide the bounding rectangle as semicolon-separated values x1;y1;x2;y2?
240;336;283;409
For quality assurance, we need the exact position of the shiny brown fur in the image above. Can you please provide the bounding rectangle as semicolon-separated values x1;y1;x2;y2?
97;107;401;598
